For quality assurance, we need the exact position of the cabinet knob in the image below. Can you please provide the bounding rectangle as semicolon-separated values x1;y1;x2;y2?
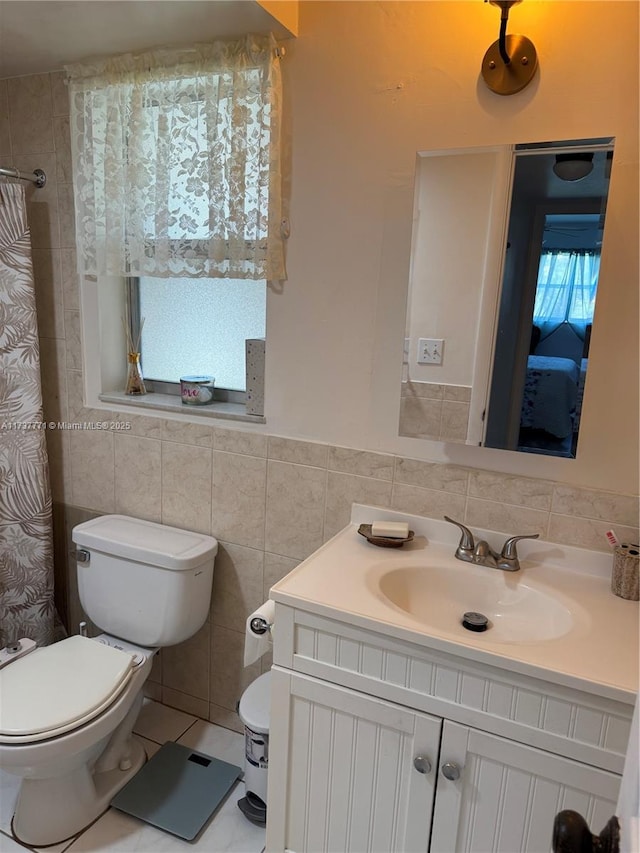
413;755;432;774
441;761;461;781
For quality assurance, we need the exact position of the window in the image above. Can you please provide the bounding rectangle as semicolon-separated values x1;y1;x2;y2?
67;35;284;415
132;276;265;391
533;250;601;331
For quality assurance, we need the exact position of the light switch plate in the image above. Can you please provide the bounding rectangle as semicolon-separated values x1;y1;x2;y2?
417;338;444;365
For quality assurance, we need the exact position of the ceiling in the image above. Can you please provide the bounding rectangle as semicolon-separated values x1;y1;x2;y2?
515;147;613;203
0;1;294;78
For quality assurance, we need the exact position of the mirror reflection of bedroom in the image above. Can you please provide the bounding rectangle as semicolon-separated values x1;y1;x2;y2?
484;138;613;459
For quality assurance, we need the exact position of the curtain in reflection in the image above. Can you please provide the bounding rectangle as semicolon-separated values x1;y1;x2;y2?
533;250;601;339
0;181;56;646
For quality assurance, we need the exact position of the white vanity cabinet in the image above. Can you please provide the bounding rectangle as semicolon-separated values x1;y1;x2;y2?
266;607;630;853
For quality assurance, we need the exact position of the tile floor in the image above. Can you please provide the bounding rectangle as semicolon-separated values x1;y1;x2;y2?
0;701;265;853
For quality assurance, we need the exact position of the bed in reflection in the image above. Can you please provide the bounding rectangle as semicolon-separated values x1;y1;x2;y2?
518;325;590;457
521;355;579;439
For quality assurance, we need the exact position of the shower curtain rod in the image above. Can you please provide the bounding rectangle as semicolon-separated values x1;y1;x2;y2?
0;166;47;188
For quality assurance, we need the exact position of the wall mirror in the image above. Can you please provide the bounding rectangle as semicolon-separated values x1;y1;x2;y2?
399;137;614;459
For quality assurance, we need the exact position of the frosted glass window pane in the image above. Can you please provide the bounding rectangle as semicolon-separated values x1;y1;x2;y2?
138;277;266;390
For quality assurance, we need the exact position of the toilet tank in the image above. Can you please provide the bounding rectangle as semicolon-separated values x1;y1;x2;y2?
72;515;218;647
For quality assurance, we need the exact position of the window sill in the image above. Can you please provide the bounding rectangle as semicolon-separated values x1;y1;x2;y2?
99;391;266;424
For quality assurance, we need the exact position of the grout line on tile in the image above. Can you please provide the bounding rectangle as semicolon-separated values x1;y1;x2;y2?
261;452;268;565
177;718;200;741
0;829;27;851
58;802;118;852
320;464;329;543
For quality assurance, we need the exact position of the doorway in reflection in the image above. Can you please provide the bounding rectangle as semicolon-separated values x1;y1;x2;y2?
484;141;613;458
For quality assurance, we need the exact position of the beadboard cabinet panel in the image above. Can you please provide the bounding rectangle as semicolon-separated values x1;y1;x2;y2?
431;721;620;852
268;668;442;853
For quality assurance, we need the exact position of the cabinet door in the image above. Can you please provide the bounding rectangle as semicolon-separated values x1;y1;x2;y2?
267;668;442;853
430;721;621;853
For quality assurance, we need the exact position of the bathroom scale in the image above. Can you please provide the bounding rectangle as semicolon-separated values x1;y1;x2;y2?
111;741;242;841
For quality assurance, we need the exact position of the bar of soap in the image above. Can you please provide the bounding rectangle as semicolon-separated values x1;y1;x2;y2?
370;521;409;539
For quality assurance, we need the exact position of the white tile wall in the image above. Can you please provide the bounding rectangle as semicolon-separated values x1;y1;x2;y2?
400;381;472;441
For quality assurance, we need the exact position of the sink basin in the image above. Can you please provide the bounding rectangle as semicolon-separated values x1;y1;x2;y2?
376;564;576;643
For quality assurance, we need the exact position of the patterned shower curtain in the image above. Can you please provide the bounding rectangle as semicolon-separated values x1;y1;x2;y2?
0;181;55;647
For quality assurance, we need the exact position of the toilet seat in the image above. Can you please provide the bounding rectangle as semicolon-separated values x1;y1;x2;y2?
0;635;135;744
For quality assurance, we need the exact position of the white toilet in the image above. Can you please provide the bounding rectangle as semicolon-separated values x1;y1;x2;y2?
0;514;218;847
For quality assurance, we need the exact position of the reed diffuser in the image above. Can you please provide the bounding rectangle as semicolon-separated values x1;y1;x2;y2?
122;313;146;395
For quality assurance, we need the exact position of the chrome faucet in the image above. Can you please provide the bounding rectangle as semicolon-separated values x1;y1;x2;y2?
444;516;539;572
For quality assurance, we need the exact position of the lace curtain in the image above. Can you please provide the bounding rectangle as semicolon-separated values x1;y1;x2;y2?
66;34;285;280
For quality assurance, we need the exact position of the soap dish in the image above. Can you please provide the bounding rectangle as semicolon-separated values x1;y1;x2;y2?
357;523;415;549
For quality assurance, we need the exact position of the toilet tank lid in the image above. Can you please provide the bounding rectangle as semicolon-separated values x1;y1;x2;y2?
72;515;218;571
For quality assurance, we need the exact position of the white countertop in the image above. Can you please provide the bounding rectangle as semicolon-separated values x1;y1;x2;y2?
270;506;639;704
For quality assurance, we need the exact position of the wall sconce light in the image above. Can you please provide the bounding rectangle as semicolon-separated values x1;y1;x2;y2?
553;153;595;182
481;0;538;96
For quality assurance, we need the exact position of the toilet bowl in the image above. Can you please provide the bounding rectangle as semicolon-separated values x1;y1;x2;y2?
0;634;154;845
0;515;218;846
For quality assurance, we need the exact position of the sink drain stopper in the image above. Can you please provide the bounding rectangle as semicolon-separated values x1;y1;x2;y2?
462;612;489;632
